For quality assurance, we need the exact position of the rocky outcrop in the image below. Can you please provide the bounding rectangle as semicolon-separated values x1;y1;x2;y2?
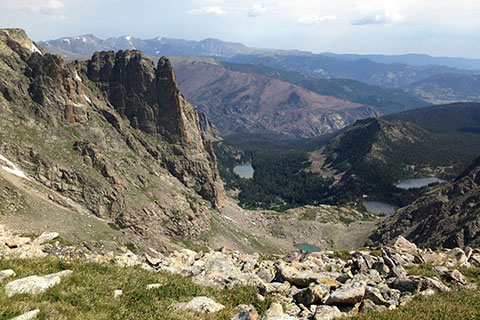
0;28;224;243
85;50;224;208
368;155;480;248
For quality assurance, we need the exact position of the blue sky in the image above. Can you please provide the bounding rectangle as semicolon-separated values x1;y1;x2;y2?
1;0;479;58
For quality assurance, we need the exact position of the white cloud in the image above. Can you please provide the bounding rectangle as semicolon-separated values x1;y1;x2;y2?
15;0;64;15
351;7;403;25
193;0;224;4
188;6;227;16
297;14;337;25
248;3;267;17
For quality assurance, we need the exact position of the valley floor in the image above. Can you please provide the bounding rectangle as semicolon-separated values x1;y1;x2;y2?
205;197;378;254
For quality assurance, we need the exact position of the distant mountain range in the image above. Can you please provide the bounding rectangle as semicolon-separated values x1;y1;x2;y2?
171;57;428;138
39;35;480;88
405;74;480;104
322;53;480;71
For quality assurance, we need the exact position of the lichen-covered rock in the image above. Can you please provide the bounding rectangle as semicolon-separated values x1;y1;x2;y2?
4;270;72;297
388;276;450;294
392;236;418;253
326;281;367;305
9;309;40;320
0;269;15;281
174;296;225;313
230;304;259;320
32;232;59;245
313;305;342;320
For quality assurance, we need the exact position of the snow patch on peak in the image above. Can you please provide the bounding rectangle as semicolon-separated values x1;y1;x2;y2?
74;71;82;82
125;36;132;41
0;154;30;180
82;37;87;43
30;43;43;55
83;94;92;104
62;38;71;44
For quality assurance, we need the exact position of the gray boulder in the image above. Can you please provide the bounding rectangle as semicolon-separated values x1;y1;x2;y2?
0;269;16;282
326;281;366;305
32;232;59;245
313;305;342;320
9;309;40;320
174;296;225;313
4;270;72;297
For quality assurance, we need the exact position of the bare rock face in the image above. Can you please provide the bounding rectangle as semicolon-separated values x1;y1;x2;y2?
0;28;224;243
86;51;224;208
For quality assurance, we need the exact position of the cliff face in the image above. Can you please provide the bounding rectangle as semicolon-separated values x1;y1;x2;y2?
368;156;480;249
85;50;224;208
0;28;224;243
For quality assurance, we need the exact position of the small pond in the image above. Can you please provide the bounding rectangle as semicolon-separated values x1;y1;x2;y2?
363;201;396;216
233;163;254;179
396;177;446;190
294;243;322;253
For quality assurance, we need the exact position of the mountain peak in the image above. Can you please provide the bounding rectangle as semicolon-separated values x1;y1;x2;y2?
0;28;44;56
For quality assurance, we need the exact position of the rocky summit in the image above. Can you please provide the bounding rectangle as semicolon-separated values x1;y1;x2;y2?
0;28;224;245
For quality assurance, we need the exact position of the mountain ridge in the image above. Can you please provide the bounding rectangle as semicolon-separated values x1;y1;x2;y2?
368;154;480;248
173;59;383;138
0;28;224;246
39;34;480;88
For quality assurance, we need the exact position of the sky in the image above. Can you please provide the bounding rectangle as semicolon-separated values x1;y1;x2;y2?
0;0;479;58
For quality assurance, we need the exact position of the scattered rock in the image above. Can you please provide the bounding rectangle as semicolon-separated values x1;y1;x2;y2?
293;283;329;305
146;283;163;290
313;305;342;320
9;309;40;320
174;296;225;313
435;267;467;285
389;276;450;294
231;304;258;320
113;289;123;299
326;281;366;305
392;236;418;253
264;303;298;320
0;269;16;281
4;270;72;297
32;232;59;245
5;237;31;249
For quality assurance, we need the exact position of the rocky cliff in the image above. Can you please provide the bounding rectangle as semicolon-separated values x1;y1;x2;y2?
368;156;480;248
0;28;224;244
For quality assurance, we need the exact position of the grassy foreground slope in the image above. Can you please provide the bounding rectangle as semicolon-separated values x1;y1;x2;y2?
2;257;480;320
0;258;270;320
349;290;480;320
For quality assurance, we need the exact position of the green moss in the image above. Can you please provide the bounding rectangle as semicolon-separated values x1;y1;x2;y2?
299;209;316;221
107;223;121;231
328;250;351;261
404;263;438;278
